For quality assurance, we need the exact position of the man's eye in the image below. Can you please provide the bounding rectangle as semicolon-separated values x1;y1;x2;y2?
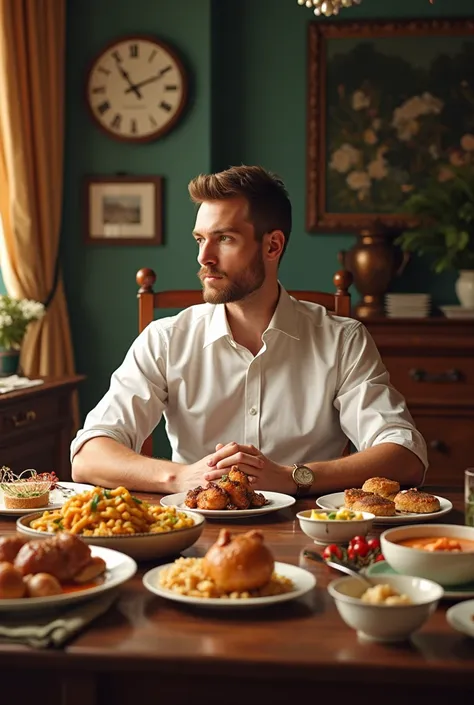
219;235;230;242
195;238;203;245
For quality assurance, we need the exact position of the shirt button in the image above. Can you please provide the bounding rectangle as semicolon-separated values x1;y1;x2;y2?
249;407;257;416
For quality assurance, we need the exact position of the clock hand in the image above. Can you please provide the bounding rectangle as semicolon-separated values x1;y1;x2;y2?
116;63;143;99
124;67;169;94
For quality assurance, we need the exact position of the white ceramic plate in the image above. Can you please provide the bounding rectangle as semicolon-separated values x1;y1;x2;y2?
160;491;295;518
367;561;474;600
143;561;316;609
0;545;137;613
440;305;474;319
446;600;474;637
316;492;452;524
0;482;94;516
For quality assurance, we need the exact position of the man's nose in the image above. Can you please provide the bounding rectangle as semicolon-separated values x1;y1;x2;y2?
197;241;217;266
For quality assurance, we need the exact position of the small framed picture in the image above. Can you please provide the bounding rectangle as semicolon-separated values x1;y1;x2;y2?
84;175;163;245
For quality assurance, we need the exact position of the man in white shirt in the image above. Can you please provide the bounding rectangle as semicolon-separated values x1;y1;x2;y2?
71;165;427;496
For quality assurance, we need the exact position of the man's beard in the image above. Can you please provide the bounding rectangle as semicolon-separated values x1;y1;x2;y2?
198;247;265;304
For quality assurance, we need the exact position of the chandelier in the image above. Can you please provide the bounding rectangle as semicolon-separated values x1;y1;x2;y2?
297;0;434;17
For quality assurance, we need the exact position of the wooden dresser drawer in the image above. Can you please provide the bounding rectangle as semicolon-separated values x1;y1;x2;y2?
0;395;60;437
384;355;474;402
414;414;474;486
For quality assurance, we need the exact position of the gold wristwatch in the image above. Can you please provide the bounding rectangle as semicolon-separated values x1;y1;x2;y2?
291;464;315;497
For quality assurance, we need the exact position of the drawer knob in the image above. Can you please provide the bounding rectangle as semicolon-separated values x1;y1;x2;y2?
409;368;463;383
9;410;37;428
429;439;448;453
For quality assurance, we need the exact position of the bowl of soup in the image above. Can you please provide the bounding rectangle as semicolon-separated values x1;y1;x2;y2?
380;524;474;586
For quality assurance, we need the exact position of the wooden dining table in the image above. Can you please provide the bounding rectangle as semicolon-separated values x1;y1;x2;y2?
0;485;473;705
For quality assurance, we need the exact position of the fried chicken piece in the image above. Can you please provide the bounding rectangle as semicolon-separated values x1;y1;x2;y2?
184;486;203;509
227;466;251;488
196;483;229;510
14;533;92;581
217;478;250;510
249;491;267;508
0;535;27;563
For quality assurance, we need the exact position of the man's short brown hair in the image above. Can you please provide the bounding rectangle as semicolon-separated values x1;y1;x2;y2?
188;165;292;259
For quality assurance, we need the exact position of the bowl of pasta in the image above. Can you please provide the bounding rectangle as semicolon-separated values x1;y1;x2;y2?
16;485;205;561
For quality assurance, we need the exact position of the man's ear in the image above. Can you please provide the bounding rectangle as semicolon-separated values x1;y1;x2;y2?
265;230;285;262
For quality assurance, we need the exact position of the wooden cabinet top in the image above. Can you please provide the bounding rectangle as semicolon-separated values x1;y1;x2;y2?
362;317;474;354
0;375;86;403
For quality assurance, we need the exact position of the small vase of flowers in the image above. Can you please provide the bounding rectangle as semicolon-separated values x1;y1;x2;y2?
0;295;45;377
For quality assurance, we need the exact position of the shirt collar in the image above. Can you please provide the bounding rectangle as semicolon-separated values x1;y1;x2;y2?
203;284;300;349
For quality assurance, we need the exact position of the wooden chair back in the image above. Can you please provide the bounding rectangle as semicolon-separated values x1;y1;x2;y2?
136;267;353;457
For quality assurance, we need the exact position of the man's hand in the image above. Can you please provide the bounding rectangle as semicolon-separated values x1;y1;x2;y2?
204;442;294;495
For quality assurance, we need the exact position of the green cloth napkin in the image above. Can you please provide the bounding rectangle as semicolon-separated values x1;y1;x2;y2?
0;591;117;649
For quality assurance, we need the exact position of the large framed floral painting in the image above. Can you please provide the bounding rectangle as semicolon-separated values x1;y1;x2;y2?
306;19;474;232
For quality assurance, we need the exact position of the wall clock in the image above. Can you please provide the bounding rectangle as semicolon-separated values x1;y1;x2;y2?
86;35;188;143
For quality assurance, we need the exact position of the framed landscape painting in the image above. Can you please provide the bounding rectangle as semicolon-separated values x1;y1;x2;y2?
306;19;474;232
84;175;163;245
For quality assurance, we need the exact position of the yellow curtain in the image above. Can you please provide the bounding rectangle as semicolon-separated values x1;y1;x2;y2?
0;0;77;395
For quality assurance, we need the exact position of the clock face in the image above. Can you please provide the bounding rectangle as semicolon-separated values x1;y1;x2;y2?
86;36;187;142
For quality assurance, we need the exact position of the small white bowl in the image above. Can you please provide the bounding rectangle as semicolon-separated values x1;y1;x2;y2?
328;574;443;642
16;509;205;561
380;524;474;586
296;509;375;545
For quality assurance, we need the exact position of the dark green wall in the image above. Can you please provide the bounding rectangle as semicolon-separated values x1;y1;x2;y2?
61;0;473;428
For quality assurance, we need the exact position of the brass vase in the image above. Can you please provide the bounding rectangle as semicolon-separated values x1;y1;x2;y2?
339;226;409;318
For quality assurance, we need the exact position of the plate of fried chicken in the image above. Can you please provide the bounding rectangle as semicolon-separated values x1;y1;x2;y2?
161;467;295;518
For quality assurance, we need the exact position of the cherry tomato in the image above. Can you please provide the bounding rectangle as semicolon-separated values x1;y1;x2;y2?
322;544;343;561
349;535;367;548
351;541;369;558
366;538;380;551
347;546;356;561
374;553;385;562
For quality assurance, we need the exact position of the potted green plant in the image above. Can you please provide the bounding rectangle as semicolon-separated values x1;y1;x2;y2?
0;295;45;376
396;164;474;308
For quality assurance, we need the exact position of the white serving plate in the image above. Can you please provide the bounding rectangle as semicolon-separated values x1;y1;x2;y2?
446;600;474;637
160;490;295;519
16;509;206;561
0;545;136;613
0;482;94;516
143;561;315;609
316;492;452;524
440;305;474;319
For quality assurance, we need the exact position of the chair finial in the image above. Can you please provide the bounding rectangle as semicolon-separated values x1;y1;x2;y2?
333;269;353;294
136;268;157;294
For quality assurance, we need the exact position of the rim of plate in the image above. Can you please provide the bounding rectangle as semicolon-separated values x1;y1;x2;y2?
446;600;474;637
315;492;452;523
16;508;205;539
0;545;137;610
142;560;316;607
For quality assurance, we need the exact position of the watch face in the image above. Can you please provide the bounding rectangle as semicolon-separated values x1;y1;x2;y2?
86;36;188;142
294;466;314;486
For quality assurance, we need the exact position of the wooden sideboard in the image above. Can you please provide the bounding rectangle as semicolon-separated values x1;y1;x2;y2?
0;375;85;481
365;318;474;486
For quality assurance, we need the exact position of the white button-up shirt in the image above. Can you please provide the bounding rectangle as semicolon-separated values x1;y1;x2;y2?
71;287;428;472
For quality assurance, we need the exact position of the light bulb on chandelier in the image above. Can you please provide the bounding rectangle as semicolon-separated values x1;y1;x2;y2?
297;0;435;17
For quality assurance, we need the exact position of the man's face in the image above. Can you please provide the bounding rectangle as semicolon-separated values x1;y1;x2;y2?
193;197;266;304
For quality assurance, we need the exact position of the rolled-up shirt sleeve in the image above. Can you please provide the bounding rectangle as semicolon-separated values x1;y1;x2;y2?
333;322;428;476
70;324;168;461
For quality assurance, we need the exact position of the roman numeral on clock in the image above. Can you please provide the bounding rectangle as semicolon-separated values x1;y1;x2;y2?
111;113;122;129
97;101;110;115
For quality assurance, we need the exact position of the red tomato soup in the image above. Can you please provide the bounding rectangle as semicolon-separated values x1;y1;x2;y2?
398;537;474;552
